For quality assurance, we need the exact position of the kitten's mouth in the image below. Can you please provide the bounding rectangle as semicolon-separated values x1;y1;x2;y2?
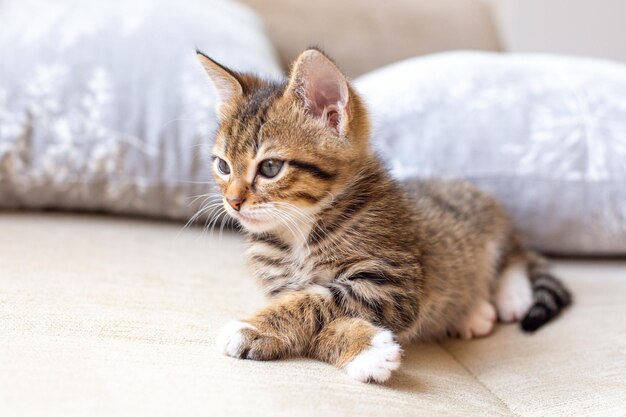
227;208;266;226
224;203;278;232
235;212;261;224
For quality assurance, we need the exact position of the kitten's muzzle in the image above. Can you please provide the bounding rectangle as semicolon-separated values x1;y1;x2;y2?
226;196;245;211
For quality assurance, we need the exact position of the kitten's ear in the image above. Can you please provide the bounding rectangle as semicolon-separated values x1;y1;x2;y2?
286;49;349;135
196;50;243;116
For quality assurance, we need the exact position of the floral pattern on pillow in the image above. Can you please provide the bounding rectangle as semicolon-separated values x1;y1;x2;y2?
355;52;626;254
0;0;282;217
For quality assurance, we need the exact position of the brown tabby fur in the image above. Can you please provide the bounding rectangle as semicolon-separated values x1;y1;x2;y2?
197;48;571;380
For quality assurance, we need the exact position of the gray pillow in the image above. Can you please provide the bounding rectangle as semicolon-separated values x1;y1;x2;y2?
0;0;282;219
355;52;626;255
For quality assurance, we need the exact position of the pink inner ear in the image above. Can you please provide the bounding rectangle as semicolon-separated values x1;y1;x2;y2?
299;60;348;132
326;107;340;130
310;86;342;130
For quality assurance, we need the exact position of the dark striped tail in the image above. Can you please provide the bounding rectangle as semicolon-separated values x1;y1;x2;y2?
521;252;572;332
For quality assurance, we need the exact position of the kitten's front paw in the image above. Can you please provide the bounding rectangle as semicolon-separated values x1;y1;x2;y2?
344;330;402;383
216;320;257;358
216;320;286;360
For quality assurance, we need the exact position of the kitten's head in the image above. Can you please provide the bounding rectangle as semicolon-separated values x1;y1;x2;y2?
197;48;371;234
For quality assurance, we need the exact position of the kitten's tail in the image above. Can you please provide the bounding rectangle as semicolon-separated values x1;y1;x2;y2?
521;251;572;332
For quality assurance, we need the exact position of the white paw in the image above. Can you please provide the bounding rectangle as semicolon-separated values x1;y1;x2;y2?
455;300;497;339
216;320;256;357
345;330;402;383
496;263;533;322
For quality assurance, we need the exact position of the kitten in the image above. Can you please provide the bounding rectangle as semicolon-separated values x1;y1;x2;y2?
196;48;571;383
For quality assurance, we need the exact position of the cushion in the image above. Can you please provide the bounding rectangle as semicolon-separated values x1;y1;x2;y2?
355;52;626;255
0;0;282;219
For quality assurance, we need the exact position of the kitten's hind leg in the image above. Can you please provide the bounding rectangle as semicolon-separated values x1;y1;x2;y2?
494;252;571;331
310;317;402;383
495;259;533;322
453;299;497;339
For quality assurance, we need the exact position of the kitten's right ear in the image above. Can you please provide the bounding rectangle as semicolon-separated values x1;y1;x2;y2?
196;50;243;115
285;48;350;136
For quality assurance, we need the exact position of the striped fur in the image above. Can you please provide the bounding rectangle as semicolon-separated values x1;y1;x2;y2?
197;49;572;382
522;252;572;332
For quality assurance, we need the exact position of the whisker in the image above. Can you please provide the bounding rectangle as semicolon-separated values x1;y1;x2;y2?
176;200;224;240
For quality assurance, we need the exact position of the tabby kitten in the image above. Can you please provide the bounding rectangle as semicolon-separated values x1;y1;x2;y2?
197;48;571;383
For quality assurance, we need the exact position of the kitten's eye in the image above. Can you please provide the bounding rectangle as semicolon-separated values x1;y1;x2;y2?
216;157;231;175
258;159;284;178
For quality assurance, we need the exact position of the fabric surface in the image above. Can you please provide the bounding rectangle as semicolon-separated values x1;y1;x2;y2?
1;213;625;417
0;0;282;219
355;52;626;255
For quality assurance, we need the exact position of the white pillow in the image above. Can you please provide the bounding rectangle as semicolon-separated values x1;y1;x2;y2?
0;0;282;218
355;52;626;255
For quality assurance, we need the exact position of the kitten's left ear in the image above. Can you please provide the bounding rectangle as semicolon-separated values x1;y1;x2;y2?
286;49;350;136
196;50;243;117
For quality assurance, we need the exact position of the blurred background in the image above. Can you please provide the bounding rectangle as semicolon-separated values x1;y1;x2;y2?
1;0;625;254
240;0;626;76
489;0;626;64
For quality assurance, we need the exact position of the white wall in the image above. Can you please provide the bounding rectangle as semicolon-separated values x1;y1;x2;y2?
486;0;626;63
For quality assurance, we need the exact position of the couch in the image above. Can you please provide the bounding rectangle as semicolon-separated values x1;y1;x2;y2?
1;1;625;416
2;213;625;416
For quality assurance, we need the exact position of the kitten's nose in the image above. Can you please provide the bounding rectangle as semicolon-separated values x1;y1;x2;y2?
226;196;245;211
